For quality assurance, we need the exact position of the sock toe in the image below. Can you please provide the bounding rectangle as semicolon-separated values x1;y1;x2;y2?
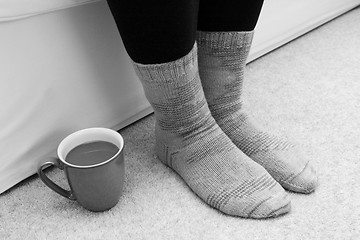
248;191;291;219
249;146;318;194
281;162;318;194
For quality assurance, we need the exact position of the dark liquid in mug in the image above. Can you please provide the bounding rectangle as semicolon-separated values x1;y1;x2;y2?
65;141;119;166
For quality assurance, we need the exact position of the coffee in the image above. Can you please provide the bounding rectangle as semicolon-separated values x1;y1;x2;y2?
65;141;119;166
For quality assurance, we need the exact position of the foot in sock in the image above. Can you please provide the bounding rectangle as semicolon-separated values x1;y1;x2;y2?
197;31;318;194
132;43;291;218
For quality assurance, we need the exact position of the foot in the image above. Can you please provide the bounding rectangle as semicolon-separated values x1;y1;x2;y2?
197;31;318;193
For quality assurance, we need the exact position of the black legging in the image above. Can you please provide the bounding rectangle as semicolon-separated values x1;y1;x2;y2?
107;0;264;64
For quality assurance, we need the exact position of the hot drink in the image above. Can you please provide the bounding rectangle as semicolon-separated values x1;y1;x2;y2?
65;141;119;166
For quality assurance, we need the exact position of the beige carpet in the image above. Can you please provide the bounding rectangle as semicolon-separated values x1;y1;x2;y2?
1;7;360;240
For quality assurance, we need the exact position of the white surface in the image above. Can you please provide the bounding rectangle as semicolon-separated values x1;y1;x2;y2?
0;1;151;193
0;0;99;21
0;0;359;193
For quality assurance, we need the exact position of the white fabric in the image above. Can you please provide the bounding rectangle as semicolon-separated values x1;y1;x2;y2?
0;1;150;193
0;0;100;21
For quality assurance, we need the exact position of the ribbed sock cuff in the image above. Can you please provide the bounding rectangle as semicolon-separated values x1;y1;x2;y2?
131;42;198;84
196;31;254;50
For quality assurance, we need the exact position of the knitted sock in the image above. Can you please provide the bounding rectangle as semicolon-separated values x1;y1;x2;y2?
197;31;318;194
132;43;290;218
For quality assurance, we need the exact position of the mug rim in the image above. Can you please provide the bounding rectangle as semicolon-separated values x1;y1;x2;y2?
57;127;124;169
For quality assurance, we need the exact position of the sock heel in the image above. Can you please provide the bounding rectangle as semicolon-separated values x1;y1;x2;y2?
154;139;168;166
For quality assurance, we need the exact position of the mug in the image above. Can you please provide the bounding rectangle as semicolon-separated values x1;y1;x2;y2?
38;127;125;212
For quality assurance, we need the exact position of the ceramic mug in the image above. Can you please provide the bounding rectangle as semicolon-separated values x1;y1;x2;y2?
38;127;125;212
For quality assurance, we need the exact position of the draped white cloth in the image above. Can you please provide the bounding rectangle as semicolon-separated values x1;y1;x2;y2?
0;0;100;21
0;1;150;193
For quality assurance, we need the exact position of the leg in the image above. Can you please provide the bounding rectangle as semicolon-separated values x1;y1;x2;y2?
107;0;199;64
106;0;290;217
196;0;318;193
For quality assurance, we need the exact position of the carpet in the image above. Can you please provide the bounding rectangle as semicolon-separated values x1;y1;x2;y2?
1;7;359;240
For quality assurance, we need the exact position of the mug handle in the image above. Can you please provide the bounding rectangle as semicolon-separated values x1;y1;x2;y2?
37;158;76;200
